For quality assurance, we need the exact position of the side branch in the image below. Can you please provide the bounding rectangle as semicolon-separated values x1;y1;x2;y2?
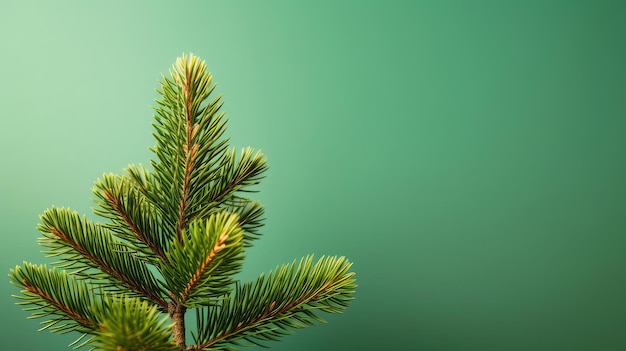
180;229;228;302
51;227;168;309
103;189;165;259
23;280;94;329
187;149;268;225
192;279;337;350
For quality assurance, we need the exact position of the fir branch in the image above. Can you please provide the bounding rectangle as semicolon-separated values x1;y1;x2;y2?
10;53;357;350
23;281;94;330
38;207;168;309
161;212;245;308
92;297;179;351
124;163;164;207
103;187;164;257
181;228;227;302
151;54;220;244
9;263;98;334
186;197;265;248
188;147;268;223
93;172;171;259
225;199;265;245
213;148;267;201
151;54;267;246
191;256;356;350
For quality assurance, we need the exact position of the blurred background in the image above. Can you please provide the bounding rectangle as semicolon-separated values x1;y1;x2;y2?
1;1;625;350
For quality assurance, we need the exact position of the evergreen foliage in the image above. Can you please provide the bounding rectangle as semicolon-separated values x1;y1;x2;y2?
9;54;356;351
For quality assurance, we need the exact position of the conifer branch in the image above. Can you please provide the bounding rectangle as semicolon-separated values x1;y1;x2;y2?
162;212;244;308
10;264;99;335
10;53;356;350
92;297;179;351
39;208;168;309
93;173;173;260
223;199;265;245
212;160;259;205
23;281;94;329
191;256;356;350
124;163;165;209
188;148;268;224
181;228;228;302
50;226;167;309
102;188;166;259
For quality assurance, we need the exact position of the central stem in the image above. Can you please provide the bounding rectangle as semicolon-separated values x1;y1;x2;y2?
169;302;187;348
176;59;195;244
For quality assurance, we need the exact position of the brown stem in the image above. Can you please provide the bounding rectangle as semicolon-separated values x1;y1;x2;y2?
169;301;187;348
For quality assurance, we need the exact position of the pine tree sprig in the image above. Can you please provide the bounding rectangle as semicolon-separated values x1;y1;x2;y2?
188;147;268;224
92;172;172;260
9;53;356;351
91;297;179;351
150;54;228;245
191;256;357;350
124;163;162;206
161;212;245;308
220;199;265;246
150;55;268;248
9;263;98;334
37;207;168;309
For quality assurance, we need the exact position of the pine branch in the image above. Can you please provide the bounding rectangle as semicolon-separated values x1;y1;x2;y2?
9;263;98;335
93;172;172;259
11;265;180;350
38;207;168;309
151;54;267;248
161;212;245;308
151;54;224;245
191;256;356;350
91;297;179;351
220;199;265;246
179;195;266;250
124;163;165;207
10;53;357;350
188;147;268;223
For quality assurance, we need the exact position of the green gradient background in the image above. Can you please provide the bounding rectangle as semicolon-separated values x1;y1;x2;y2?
1;1;625;350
